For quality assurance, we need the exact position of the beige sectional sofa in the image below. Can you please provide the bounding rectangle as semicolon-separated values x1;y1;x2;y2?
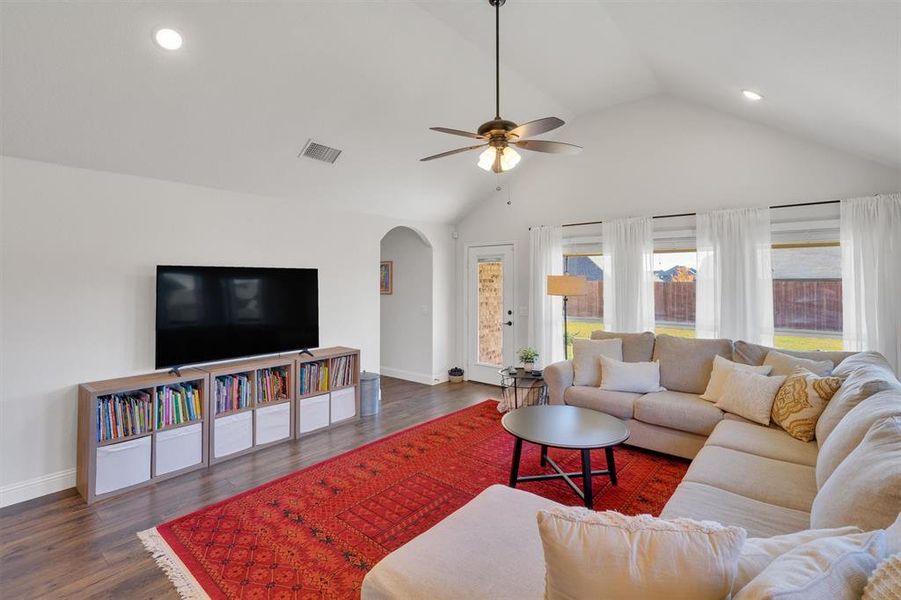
544;332;856;459
362;333;901;598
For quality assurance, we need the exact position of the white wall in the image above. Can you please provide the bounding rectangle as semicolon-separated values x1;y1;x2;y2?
454;96;901;367
380;227;433;383
0;157;456;506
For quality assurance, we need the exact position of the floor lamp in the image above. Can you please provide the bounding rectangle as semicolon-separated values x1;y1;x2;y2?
547;275;588;359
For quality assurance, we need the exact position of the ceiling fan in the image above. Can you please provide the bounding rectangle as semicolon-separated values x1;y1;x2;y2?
420;0;582;173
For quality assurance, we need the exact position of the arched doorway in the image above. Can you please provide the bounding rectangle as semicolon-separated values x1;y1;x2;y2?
379;226;434;384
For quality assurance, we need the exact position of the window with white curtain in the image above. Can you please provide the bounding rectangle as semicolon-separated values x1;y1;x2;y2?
560;203;843;351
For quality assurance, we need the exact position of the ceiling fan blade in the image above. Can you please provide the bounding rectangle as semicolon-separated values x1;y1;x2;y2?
509;117;565;139
429;127;485;140
420;144;486;162
514;139;582;155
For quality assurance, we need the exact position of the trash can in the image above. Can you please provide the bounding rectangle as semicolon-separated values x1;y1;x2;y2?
360;371;381;416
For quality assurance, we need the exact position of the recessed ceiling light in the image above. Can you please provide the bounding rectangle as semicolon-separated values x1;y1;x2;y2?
742;89;763;101
153;28;183;51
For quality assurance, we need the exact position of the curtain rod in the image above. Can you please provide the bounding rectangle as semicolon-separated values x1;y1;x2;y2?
555;199;841;229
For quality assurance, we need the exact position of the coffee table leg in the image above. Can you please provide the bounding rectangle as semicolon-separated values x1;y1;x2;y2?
540;445;548;467
509;437;523;488
581;448;593;509
605;446;618;486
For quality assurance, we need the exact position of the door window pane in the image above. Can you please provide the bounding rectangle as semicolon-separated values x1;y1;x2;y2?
563;255;604;357
477;260;503;364
772;244;842;351
654;251;697;338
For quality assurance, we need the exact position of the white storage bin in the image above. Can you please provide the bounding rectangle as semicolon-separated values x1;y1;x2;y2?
255;402;291;445
330;386;356;424
95;436;151;496
214;411;253;458
298;394;329;434
155;423;203;476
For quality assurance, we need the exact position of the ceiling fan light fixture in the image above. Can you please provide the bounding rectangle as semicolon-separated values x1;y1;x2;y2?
477;147;496;171
477;146;521;173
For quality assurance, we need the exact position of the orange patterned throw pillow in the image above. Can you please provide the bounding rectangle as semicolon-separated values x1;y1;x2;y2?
772;368;843;442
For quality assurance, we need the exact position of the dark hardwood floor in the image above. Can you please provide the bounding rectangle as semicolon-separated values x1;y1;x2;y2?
0;377;499;599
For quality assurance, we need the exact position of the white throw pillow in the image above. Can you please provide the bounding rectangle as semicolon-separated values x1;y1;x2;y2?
700;354;773;402
598;355;665;394
715;370;786;426
572;338;623;387
734;526;863;592
537;508;746;600
764;349;834;377
735;530;886;600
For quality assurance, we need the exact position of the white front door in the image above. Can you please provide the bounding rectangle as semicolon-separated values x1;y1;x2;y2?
466;244;515;384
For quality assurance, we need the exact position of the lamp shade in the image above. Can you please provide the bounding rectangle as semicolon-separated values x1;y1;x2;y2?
547;275;588;297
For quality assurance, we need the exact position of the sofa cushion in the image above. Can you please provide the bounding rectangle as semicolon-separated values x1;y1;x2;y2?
832;351;898;379
634;390;724;436
700;354;773;402
815;365;901;444
599;355;665;393
714;370;786;426
734;531;887;600
706;420;819;466
361;485;557;600
590;330;655;362
764;349;834;377
735;526;864;593
683;446;817;512
661;482;811;538
653;335;733;394
537;508;746;600
564;386;639;420
733;340;853;370
816;390;901;488
811;416;901;532
771;368;843;442
572;338;622;386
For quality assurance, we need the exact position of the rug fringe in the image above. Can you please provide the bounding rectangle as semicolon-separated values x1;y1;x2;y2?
138;528;210;600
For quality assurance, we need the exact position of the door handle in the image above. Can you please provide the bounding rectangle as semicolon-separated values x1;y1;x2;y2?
503;321;513;326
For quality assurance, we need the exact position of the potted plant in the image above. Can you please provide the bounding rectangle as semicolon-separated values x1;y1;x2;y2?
518;347;539;371
448;367;464;384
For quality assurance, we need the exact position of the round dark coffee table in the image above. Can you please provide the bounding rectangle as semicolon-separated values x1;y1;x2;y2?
501;405;630;508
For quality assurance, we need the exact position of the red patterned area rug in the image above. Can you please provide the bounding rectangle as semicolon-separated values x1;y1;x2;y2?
139;400;689;599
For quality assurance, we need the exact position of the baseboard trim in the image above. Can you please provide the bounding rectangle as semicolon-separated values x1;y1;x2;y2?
379;367;440;386
0;468;76;508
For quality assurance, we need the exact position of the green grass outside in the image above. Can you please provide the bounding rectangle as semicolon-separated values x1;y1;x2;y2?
565;318;842;357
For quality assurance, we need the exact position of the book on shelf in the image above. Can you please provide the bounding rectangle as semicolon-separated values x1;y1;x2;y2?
156;382;203;429
215;373;251;414
97;391;152;442
257;366;289;403
330;355;355;388
299;361;328;396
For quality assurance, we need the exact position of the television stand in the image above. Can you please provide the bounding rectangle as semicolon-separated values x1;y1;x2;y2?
298;349;314;358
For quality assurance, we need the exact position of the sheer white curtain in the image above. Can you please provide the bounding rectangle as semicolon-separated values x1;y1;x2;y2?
841;193;901;374
696;207;774;344
602;217;655;333
529;225;564;367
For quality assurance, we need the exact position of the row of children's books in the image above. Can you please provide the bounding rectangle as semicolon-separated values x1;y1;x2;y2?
330;355;355;388
215;374;251;414
97;392;152;442
157;384;202;428
258;367;289;404
299;361;328;396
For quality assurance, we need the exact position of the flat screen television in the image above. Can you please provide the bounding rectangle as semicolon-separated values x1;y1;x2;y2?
155;265;319;369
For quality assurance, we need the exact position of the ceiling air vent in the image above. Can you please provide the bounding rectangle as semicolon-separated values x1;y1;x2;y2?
299;140;342;164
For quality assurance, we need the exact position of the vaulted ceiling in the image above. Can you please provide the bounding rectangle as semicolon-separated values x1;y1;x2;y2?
2;1;899;223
